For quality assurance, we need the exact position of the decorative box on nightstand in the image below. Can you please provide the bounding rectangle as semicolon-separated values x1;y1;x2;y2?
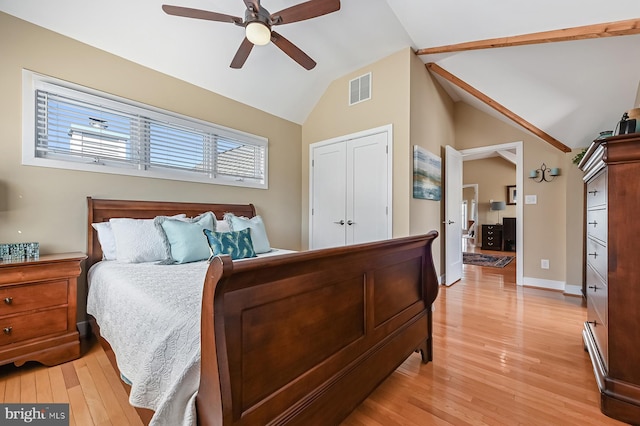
0;252;86;367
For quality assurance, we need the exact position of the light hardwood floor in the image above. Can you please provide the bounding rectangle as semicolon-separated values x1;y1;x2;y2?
0;255;625;425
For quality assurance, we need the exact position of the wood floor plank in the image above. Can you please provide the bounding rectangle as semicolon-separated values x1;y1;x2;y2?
76;364;112;425
3;374;21;403
48;366;69;403
84;350;129;426
0;374;5;402
35;367;53;403
94;345;143;426
20;369;36;403
61;361;80;389
67;385;95;426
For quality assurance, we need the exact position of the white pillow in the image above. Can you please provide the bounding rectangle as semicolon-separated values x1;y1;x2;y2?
91;222;117;261
224;213;271;254
109;214;185;263
215;220;231;233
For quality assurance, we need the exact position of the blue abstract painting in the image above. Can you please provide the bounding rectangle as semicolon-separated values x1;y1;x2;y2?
413;146;441;201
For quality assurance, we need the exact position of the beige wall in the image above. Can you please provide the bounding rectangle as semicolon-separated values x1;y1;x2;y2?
565;150;585;290
463;157;516;226
302;48;454;276
408;52;455;276
0;13;302;320
454;102;583;287
302;49;410;250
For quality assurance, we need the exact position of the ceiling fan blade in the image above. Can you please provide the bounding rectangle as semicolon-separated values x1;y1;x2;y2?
230;38;255;69
271;0;340;25
271;31;316;70
162;5;242;24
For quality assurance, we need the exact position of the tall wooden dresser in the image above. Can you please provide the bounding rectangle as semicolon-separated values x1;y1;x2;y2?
579;133;640;424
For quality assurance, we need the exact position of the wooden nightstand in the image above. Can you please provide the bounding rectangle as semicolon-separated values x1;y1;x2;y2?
0;252;86;367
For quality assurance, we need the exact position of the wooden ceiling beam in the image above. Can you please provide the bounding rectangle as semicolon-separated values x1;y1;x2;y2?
416;18;640;55
426;63;572;153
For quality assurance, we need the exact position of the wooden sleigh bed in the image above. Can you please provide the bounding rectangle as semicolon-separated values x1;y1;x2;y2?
86;197;439;425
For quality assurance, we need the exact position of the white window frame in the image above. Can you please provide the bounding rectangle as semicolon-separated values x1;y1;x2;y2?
22;70;268;189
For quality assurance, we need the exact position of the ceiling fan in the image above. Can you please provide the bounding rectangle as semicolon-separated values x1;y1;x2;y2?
162;0;341;70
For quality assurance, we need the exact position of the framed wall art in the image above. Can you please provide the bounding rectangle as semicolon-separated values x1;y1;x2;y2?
413;146;441;201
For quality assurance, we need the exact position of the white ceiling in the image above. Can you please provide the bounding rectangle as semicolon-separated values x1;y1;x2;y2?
2;0;640;149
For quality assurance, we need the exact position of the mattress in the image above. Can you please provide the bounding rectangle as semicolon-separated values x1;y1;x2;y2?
86;249;295;426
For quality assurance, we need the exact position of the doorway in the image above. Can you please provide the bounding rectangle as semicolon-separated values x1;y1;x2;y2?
449;142;523;286
461;183;478;249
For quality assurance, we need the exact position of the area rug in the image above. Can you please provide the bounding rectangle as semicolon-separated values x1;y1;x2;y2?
463;252;514;268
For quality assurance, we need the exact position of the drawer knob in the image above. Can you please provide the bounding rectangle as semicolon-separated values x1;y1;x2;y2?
3;327;12;335
3;297;12;305
588;221;598;227
588;252;598;258
588;285;598;292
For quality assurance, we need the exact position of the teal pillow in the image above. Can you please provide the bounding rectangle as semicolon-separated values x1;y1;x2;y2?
155;212;215;264
203;228;256;260
223;213;271;254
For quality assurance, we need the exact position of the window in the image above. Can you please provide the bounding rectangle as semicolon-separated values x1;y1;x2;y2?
22;70;268;189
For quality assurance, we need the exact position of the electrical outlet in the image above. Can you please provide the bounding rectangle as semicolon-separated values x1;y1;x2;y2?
541;259;549;269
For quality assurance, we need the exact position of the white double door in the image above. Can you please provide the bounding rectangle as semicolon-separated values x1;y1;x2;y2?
310;128;392;249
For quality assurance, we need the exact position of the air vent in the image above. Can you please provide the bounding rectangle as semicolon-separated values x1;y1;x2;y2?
349;72;371;106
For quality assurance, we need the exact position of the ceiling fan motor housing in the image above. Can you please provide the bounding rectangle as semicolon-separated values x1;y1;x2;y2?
245;5;271;27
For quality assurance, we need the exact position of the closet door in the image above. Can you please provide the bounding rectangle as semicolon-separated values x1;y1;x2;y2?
346;132;388;245
310;142;347;249
310;128;390;250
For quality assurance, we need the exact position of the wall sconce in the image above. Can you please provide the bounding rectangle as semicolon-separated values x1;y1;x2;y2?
490;200;506;224
529;163;560;182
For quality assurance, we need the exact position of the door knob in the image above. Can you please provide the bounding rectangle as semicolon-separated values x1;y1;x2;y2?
347;220;354;225
333;220;345;225
442;220;455;225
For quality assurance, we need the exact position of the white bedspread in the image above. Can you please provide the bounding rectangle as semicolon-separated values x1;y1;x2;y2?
87;250;295;426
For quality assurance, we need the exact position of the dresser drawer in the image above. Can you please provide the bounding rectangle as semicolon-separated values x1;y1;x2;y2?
586;208;607;244
0;307;68;345
586;264;607;327
586;238;607;281
586;170;606;208
587;299;608;369
0;280;68;316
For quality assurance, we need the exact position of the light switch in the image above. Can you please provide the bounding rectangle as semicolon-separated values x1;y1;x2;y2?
525;195;537;204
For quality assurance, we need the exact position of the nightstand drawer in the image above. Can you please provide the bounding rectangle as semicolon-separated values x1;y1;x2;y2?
0;307;68;345
0;280;68;316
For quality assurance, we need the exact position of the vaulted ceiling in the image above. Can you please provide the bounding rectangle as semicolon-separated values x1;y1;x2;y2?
2;0;640;150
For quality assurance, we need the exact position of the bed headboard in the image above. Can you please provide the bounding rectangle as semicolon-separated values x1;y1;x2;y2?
87;197;256;268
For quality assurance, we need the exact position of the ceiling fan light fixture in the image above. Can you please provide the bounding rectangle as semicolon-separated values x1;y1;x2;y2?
246;21;271;45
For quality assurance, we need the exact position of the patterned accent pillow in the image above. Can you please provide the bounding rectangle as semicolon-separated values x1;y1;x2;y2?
203;228;257;260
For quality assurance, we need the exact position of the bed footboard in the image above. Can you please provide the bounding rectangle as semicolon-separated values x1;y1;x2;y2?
197;232;439;425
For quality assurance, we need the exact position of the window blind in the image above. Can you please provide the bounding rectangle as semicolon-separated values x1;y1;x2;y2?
29;75;267;188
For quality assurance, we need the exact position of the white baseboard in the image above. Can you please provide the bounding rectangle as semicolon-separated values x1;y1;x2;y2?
522;276;565;292
439;274;445;285
77;320;91;338
564;284;583;296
